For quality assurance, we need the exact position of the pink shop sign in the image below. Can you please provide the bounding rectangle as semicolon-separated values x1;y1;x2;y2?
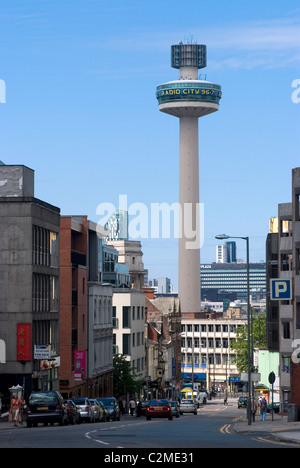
74;350;86;381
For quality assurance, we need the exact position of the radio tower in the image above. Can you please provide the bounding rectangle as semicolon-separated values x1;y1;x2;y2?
156;42;222;314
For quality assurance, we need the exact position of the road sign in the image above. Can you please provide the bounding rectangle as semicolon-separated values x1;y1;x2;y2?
269;372;276;385
270;279;292;300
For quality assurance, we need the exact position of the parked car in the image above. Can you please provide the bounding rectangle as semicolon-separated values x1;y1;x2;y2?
96;399;110;422
136;400;150;417
89;399;104;422
267;402;280;414
99;397;120;421
238;397;248;409
179;399;197;415
169;401;180;418
71;397;95;423
146;399;173;421
26;391;68;428
65;399;80;425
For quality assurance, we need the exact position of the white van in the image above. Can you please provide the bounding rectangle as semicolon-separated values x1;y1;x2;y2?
197;392;207;406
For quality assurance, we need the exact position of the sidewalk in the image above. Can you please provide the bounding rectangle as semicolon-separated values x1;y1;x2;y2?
234;409;300;445
0;413;26;430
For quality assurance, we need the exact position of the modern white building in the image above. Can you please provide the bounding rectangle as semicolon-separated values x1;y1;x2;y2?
181;314;247;392
156;42;222;315
216;245;227;264
87;283;114;393
148;277;172;294
112;289;146;378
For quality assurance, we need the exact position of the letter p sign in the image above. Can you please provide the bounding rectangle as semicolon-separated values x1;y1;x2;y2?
270;279;292;300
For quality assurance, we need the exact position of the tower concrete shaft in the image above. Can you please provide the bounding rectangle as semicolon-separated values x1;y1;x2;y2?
156;43;221;315
179;116;200;314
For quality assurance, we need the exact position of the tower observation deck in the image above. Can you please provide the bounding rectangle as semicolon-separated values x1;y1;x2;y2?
156;43;222;315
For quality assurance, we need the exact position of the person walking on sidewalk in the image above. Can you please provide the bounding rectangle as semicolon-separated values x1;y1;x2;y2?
259;397;267;422
252;398;257;422
19;396;26;425
10;394;20;427
129;398;136;416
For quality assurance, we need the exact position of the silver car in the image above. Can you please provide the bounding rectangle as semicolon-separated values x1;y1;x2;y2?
179;399;198;416
71;398;95;423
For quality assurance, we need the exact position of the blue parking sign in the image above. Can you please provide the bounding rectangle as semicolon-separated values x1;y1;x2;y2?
270;279;292;300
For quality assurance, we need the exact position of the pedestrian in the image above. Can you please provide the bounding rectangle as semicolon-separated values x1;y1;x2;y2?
118;397;124;416
129;398;136;416
10;393;20;427
252;398;257;422
19;396;26;425
259;397;267;421
224;394;228;406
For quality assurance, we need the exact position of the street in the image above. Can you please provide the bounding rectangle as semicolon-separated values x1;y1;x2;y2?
0;399;298;450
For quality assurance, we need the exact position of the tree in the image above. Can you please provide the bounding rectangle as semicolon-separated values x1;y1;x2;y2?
231;311;267;374
113;354;144;397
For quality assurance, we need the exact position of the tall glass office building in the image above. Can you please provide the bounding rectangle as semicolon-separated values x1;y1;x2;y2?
200;263;266;301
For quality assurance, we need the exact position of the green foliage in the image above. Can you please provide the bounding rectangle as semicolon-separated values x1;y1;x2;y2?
231;312;267;374
113;354;144;396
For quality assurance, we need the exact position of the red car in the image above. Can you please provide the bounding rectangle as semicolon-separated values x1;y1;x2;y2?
146;399;173;421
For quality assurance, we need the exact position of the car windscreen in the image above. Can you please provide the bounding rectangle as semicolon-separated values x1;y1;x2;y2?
29;393;57;404
72;398;86;405
101;399;114;407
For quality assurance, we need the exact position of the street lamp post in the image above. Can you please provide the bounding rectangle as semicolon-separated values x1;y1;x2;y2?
215;234;252;426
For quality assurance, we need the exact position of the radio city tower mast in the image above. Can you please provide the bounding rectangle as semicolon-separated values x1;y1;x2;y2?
156;42;222;314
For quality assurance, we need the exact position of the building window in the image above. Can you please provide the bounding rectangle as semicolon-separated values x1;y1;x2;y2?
283;322;291;339
122;306;131;328
33;226;58;267
33;274;58;312
297;303;300;329
123;334;131;355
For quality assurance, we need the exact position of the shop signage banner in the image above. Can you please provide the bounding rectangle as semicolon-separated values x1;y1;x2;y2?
34;345;51;360
74;350;86;381
17;324;31;361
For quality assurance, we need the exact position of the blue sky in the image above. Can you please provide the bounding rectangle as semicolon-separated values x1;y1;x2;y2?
0;0;299;290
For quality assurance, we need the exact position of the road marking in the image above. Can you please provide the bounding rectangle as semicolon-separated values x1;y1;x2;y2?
220;424;231;434
254;436;294;447
233;416;243;422
95;439;109;445
85;419;160;447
